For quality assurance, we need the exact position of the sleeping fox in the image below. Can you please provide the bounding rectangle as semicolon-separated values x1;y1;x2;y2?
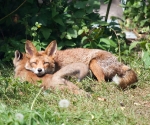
25;40;138;89
13;50;88;94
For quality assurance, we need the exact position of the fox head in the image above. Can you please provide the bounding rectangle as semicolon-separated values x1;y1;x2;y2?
25;40;57;76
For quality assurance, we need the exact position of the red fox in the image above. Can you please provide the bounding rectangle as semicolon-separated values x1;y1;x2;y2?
13;50;88;94
25;40;138;89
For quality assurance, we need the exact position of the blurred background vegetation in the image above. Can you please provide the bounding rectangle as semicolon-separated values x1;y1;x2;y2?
0;0;150;67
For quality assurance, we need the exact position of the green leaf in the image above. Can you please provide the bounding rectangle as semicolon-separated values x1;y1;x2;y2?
74;10;85;18
60;32;66;39
64;14;71;18
74;1;87;9
145;43;150;51
78;29;84;35
86;6;93;14
66;20;74;24
81;36;88;44
35;14;47;26
97;44;107;50
128;43;136;51
58;42;65;49
53;17;64;26
52;7;59;18
99;21;108;26
72;25;79;30
40;27;52;40
67;29;77;38
129;0;135;4
100;38;116;47
65;41;76;47
90;0;100;9
100;38;110;45
65;34;72;40
109;39;117;47
142;51;150;68
140;19;149;27
82;26;89;33
140;41;147;49
92;21;108;26
83;43;90;48
64;7;68;13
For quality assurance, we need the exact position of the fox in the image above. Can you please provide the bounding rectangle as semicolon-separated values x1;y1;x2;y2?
25;40;138;89
13;50;89;94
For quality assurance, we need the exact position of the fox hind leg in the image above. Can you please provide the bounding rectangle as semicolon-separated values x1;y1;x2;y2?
89;59;105;82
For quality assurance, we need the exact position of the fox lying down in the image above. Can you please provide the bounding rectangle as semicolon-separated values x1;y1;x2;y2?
13;50;88;94
25;41;138;89
25;40;138;89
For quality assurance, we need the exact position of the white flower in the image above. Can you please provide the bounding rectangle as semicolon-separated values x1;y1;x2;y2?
15;113;24;121
59;99;70;108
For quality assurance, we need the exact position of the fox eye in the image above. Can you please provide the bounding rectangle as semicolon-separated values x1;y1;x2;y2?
44;62;49;64
31;62;37;64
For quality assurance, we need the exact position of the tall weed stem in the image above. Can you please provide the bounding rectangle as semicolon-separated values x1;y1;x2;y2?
30;87;43;110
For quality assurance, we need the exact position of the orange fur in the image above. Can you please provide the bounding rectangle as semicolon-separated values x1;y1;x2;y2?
25;40;56;76
13;50;88;94
25;40;138;89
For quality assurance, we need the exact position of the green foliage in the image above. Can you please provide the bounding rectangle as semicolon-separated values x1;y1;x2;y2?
123;0;150;33
0;0;126;62
129;38;150;68
123;0;150;68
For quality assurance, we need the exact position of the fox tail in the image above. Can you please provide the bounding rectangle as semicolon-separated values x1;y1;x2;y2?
112;66;138;89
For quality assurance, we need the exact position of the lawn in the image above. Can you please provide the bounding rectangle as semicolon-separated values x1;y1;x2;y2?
0;55;149;125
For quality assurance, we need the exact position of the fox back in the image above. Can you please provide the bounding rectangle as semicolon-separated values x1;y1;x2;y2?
55;48;138;89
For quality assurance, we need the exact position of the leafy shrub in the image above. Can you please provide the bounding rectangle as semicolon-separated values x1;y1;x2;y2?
123;0;150;68
123;0;150;34
0;0;125;62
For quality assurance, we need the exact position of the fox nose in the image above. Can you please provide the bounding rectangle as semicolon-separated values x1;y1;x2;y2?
37;68;42;72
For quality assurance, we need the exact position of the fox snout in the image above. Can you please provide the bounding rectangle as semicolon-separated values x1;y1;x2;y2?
37;68;42;72
33;67;45;76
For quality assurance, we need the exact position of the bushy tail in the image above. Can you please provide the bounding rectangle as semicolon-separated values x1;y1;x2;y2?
113;66;138;89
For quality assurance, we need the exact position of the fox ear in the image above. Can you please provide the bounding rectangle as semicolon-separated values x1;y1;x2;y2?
25;40;37;57
45;40;57;57
15;50;23;61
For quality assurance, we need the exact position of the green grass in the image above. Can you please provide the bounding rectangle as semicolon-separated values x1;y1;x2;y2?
0;57;150;125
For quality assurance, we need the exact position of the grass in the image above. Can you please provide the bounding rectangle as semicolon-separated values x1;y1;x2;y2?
0;56;150;125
